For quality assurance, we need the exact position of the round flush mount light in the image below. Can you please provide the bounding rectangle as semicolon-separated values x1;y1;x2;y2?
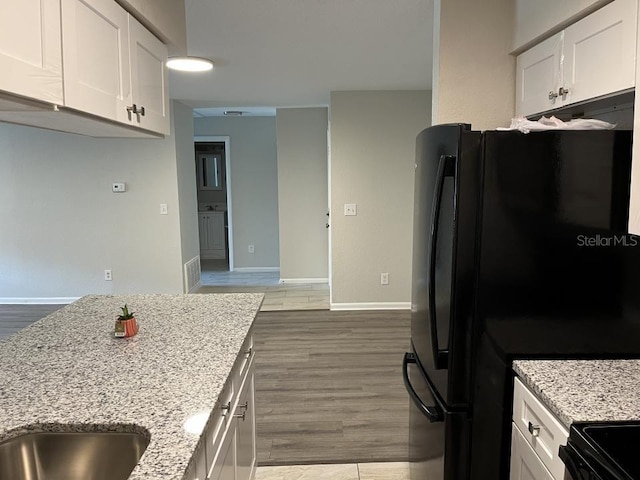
167;56;214;72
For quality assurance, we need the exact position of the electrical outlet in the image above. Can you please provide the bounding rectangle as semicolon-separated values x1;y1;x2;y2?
248;245;255;254
381;272;389;285
344;203;357;216
104;270;112;281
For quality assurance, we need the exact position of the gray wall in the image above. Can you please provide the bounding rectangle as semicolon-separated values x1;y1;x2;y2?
276;107;329;281
173;101;200;282
330;90;431;308
193;116;279;269
0;105;191;300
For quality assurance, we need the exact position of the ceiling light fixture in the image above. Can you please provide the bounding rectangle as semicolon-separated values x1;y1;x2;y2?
223;111;244;116
166;56;214;72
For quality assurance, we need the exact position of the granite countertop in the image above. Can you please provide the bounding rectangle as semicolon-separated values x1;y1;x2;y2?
0;293;263;480
513;359;640;428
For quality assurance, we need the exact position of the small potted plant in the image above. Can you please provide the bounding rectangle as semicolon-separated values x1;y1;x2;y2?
114;304;138;338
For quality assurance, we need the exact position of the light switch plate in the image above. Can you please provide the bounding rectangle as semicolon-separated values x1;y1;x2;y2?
112;183;126;193
160;204;168;215
344;203;357;216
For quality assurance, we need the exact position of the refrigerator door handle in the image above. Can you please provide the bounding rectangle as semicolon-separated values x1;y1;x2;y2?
428;154;456;370
402;352;444;423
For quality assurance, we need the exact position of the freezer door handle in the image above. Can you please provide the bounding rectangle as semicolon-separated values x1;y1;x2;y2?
402;352;444;423
428;154;456;370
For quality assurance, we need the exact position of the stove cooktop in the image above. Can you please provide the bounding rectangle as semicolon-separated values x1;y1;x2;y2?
565;421;640;480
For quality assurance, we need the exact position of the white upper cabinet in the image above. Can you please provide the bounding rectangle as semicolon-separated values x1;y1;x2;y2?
516;0;637;117
61;0;168;135
61;0;131;123
516;33;563;117
562;0;637;106
0;0;63;104
129;16;169;135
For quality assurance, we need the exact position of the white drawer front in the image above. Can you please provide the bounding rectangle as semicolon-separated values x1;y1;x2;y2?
513;378;569;480
510;422;554;480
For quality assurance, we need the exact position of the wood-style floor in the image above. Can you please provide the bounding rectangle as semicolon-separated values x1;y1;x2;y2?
254;310;411;465
0;304;63;339
0;305;412;466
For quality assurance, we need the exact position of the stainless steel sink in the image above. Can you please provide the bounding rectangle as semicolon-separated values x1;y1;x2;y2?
0;431;149;480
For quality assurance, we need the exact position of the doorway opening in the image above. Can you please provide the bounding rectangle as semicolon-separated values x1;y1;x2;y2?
195;141;231;276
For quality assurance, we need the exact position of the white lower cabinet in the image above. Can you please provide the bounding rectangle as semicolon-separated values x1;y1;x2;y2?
510;378;569;480
510;425;554;480
185;334;256;480
199;212;227;260
235;371;256;480
208;426;236;480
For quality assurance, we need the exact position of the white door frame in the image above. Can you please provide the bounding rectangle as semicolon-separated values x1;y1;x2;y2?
194;135;234;271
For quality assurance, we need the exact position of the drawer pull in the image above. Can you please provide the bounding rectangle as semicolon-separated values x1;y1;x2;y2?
233;402;249;421
245;347;252;358
220;402;231;415
528;421;541;437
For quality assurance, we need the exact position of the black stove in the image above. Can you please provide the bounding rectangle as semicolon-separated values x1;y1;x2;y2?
560;421;640;480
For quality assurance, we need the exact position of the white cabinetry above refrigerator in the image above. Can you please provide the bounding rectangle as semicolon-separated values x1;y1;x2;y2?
516;0;637;117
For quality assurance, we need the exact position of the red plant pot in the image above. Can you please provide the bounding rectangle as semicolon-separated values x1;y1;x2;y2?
115;318;138;338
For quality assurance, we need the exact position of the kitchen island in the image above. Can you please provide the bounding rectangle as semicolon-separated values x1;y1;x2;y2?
0;293;263;480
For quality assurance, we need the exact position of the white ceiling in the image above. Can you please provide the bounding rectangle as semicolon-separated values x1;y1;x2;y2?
169;0;434;114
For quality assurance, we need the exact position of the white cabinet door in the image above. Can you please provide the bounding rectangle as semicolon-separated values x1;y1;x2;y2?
129;15;169;134
0;0;63;104
209;423;236;480
200;213;227;259
236;362;256;480
199;214;209;252
515;33;563;117
208;213;226;253
61;0;131;123
510;424;555;480
562;0;637;106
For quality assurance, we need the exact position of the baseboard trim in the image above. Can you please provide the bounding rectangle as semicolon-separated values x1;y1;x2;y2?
232;267;280;272
330;302;411;311
280;278;328;284
0;297;80;305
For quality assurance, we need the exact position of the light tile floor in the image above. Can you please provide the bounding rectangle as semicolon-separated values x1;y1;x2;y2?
255;463;410;480
197;260;329;311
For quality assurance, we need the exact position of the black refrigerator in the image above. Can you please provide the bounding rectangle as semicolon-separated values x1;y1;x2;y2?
403;124;640;480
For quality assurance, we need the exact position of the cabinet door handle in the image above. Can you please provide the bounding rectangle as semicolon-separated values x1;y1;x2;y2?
528;421;541;437
233;402;248;420
126;104;146;118
558;87;569;97
548;91;558;100
220;402;231;415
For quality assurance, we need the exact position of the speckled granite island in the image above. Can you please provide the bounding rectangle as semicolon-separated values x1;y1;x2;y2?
0;293;263;480
513;359;640;428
